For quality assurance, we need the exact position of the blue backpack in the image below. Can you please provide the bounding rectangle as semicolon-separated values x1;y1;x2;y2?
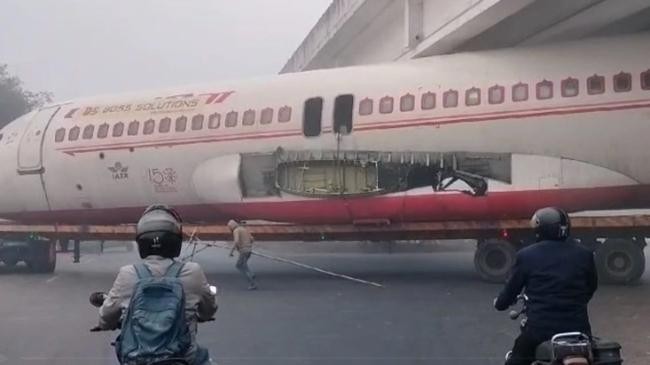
116;261;192;365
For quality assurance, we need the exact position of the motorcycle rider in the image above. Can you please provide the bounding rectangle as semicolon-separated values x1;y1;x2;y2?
92;205;218;365
494;207;598;365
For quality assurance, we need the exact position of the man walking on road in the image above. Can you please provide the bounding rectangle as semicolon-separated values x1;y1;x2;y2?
228;219;258;290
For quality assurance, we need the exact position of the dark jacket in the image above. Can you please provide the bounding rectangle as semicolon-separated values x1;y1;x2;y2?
494;240;598;334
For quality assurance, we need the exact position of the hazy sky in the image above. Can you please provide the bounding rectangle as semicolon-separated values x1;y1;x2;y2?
0;0;331;101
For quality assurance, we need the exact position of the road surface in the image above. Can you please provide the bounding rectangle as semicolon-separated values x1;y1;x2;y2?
0;241;647;365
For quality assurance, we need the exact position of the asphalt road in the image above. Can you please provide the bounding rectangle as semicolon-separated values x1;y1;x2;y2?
0;242;648;365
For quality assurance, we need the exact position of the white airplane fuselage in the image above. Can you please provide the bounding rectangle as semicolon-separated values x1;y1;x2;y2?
1;33;650;225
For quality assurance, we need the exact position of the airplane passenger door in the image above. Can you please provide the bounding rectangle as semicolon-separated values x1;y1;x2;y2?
333;94;354;138
17;105;61;174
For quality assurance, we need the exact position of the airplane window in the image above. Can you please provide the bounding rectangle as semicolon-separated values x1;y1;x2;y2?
55;128;66;143
243;110;256;126
465;87;481;106
421;92;436;110
278;106;292;123
334;94;354;134
641;70;650;90
113;122;124;137
587;75;605;95
379;96;394;114
159;117;171;133
359;98;373;115
191;114;204;130
400;94;415;112
512;83;528;102
614;72;632;92
208;113;221;129
225;111;238;127
175;116;187;132
97;123;109;139
561;77;579;97
128;121;140;136
82;125;94;140
68;126;80;141
260;108;273;125
443;90;458;108
488;85;504;104
303;97;323;137
143;119;156;135
536;80;553;100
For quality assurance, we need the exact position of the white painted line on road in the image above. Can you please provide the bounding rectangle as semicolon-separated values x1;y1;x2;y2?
45;276;58;283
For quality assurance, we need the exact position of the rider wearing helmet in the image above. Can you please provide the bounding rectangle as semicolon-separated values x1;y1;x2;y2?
494;207;598;365
96;205;218;365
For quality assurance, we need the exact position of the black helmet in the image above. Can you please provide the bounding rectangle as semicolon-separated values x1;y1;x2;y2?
530;207;571;241
136;204;183;259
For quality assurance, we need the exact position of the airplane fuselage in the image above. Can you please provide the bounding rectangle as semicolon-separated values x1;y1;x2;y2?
1;33;650;224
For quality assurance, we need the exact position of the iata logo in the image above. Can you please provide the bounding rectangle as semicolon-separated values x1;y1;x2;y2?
108;162;129;180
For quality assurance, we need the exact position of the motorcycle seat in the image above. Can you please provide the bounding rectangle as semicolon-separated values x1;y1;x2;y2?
535;341;553;362
536;332;592;363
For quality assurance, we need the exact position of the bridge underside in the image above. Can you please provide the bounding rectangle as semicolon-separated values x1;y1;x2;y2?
282;0;650;73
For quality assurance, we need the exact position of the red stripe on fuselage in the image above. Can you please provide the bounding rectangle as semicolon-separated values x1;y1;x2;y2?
56;98;650;155
5;185;650;225
356;96;650;128
355;100;650;132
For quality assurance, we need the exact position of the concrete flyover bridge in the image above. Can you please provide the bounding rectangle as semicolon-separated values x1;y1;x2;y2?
282;0;650;73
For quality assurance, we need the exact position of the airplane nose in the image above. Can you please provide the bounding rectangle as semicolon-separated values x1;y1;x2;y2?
0;127;13;217
0;119;43;220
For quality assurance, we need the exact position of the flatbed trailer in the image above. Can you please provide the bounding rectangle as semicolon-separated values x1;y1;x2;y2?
0;214;647;283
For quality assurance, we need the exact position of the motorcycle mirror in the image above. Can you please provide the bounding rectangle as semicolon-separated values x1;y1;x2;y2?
89;292;107;308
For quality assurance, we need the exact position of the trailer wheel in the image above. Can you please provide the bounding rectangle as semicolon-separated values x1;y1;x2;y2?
474;239;517;283
26;240;57;273
2;255;19;268
595;239;645;284
1;246;20;268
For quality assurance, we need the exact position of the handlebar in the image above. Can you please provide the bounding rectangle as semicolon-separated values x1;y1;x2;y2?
517;294;529;302
89;289;216;332
89;292;107;308
508;309;521;320
89;285;216;308
508;294;529;320
90;318;214;332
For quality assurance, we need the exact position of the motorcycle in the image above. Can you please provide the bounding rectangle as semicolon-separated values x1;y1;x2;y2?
506;294;622;365
89;287;217;365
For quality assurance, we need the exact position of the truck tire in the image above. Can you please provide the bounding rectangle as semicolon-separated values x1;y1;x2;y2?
474;239;517;283
3;256;19;268
1;247;20;268
595;239;645;284
26;240;57;273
